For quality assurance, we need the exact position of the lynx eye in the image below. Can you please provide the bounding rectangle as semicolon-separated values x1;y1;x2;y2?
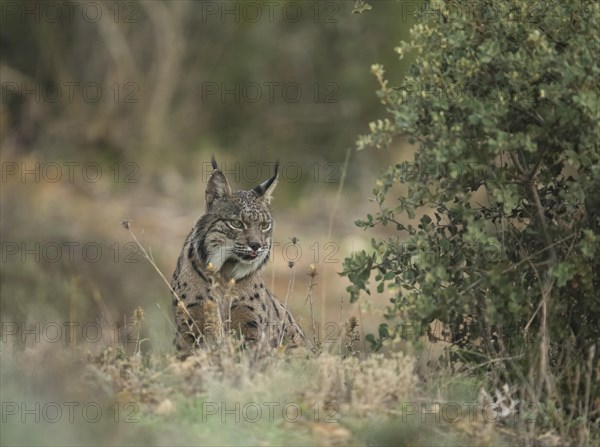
260;221;272;232
228;220;244;230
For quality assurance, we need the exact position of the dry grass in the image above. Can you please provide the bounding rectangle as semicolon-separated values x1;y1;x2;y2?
2;323;518;447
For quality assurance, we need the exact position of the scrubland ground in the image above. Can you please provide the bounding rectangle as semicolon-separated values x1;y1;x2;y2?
0;152;582;446
2;331;519;446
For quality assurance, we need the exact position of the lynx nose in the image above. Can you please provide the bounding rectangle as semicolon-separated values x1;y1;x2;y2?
249;242;261;252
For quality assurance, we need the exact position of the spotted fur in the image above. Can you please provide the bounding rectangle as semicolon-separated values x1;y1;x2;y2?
171;157;306;356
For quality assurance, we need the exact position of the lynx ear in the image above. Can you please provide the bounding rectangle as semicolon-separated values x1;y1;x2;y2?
252;161;279;204
205;157;231;211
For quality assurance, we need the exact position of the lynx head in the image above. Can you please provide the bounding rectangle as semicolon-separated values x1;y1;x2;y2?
195;156;279;281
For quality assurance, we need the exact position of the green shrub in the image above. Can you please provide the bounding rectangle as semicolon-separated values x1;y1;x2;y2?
343;0;599;438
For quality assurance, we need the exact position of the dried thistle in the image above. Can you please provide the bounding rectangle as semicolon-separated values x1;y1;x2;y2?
304;264;320;352
133;306;144;323
344;316;360;357
132;306;145;355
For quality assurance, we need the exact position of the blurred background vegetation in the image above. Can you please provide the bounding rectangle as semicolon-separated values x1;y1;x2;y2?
1;0;417;352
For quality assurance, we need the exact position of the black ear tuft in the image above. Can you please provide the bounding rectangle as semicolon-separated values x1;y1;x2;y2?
252;160;279;204
205;157;231;211
211;154;218;171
